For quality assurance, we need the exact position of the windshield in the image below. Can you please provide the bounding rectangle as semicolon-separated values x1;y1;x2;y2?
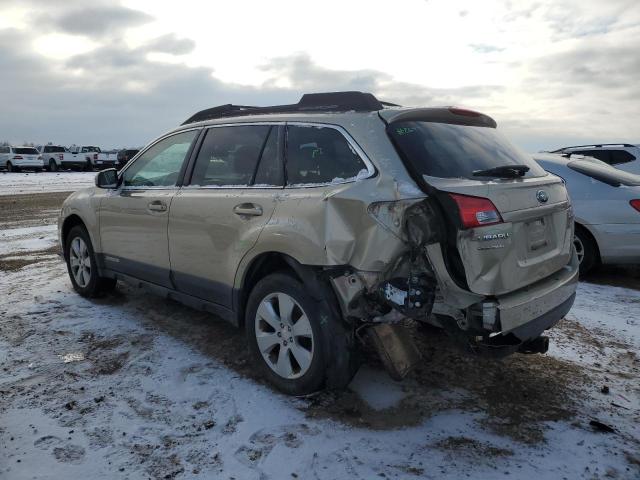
389;121;547;180
14;147;39;155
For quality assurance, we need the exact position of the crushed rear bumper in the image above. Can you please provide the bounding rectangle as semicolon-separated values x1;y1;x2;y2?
496;249;579;341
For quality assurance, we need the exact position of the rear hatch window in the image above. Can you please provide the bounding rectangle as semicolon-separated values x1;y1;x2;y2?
46;146;65;153
389;121;547;180
14;147;39;155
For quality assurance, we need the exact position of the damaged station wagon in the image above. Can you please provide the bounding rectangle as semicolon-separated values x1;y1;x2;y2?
58;92;579;395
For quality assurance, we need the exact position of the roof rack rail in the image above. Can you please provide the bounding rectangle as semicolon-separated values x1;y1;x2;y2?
181;91;390;125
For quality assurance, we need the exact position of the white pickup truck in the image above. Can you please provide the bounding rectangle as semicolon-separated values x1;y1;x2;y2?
94;150;119;169
37;145;71;171
66;146;104;170
66;146;123;170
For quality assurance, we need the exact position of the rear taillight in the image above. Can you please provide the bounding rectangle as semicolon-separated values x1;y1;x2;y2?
13;155;23;160
630;199;640;212
449;193;502;229
58;154;63;161
93;153;98;160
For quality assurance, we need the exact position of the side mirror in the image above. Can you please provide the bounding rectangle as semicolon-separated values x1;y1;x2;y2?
95;168;119;189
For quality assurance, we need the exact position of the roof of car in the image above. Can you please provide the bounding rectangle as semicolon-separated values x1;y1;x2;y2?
180;91;497;129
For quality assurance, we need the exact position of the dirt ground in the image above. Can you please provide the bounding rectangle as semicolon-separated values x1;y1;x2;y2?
1;192;639;479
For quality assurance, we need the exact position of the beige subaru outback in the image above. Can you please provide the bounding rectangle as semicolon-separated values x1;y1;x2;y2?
58;92;579;395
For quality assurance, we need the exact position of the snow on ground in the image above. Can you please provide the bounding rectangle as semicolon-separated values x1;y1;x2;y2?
0;225;58;255
1;197;639;479
0;172;94;195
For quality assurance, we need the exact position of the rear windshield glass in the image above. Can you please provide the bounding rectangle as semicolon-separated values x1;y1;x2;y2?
46;146;65;153
568;160;640;187
389;121;547;179
14;147;39;155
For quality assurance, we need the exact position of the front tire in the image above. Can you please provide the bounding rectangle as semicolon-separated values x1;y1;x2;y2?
245;272;354;395
65;225;116;297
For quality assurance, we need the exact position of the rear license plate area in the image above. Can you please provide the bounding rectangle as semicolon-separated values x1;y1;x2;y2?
526;217;549;252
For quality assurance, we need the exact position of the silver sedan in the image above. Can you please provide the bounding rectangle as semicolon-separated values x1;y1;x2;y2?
534;153;640;274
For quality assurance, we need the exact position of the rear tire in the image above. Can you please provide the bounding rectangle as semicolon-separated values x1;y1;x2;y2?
65;225;117;297
48;159;58;172
574;225;598;275
84;160;93;172
6;161;14;172
245;272;354;395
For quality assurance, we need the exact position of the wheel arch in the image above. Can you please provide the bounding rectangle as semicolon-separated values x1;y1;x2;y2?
61;214;89;258
574;221;601;264
234;251;344;329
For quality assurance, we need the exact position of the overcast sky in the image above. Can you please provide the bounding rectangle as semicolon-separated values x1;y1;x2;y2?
0;0;638;151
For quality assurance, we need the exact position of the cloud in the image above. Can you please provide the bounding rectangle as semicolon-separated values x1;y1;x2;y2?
260;53;504;108
0;0;638;152
143;34;196;55
0;28;296;147
48;5;153;38
469;43;505;54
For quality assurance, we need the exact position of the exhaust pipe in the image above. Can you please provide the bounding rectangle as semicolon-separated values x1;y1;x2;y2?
518;335;549;354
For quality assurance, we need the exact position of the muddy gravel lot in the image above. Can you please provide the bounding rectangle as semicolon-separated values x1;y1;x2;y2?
1;191;639;479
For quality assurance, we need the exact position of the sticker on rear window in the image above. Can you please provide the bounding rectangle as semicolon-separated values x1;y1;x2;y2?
395;127;416;136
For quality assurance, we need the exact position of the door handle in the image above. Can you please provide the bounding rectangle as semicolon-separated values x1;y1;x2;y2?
147;201;167;212
233;203;263;216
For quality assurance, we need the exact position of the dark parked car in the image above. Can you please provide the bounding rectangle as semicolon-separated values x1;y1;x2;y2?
117;149;140;169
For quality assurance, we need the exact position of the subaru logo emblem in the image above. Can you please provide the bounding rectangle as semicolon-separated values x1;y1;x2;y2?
536;190;549;203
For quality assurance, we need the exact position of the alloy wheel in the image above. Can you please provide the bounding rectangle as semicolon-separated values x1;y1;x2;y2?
69;237;91;288
573;235;585;264
254;292;314;380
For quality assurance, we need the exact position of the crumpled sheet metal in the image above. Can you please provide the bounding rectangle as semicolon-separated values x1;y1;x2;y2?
243;172;426;274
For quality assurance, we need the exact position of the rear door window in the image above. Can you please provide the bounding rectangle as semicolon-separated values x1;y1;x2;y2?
389;121;546;179
190;125;272;187
285;125;368;185
575;149;611;164
609;150;635;165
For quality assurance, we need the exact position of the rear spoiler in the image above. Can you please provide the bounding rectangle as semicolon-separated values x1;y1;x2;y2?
379;107;497;128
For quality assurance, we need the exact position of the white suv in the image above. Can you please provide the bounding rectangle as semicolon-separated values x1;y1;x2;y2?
550;144;640;175
0;146;44;172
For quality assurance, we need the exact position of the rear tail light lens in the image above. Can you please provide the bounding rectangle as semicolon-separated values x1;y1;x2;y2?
630;199;640;212
59;154;63;160
93;153;98;160
449;193;502;229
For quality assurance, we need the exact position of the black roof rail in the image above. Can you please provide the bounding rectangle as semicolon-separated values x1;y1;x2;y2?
181;91;390;125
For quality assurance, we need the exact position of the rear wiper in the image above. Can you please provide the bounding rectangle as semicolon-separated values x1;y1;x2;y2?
472;164;530;178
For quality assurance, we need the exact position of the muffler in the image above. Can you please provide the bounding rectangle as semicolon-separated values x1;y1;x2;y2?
367;323;422;381
518;336;549;354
